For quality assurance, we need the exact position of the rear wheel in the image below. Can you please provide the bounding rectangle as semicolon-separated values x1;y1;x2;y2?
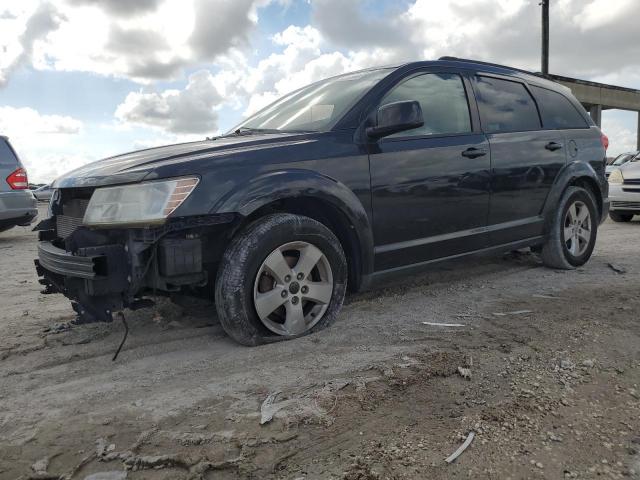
215;213;347;346
609;211;634;223
540;186;598;269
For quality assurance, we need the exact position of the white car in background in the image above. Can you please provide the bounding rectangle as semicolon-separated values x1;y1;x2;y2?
606;151;639;178
33;184;54;202
608;160;640;222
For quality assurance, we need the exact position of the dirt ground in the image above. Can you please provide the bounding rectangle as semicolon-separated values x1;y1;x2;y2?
1;205;639;480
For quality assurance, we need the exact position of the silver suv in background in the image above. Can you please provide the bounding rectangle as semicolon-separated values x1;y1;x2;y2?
0;136;37;233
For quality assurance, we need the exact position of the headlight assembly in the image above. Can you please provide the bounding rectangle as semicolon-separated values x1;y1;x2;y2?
608;169;624;185
83;177;199;227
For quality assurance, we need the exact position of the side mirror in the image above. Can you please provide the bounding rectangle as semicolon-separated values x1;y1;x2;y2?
366;100;424;139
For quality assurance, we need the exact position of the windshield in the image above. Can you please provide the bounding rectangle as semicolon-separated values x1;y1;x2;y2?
612;154;633;166
230;68;392;133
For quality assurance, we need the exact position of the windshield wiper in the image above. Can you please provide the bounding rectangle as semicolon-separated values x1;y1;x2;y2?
213;127;315;139
233;127;283;136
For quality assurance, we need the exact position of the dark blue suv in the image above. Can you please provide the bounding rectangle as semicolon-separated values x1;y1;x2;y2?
35;58;608;345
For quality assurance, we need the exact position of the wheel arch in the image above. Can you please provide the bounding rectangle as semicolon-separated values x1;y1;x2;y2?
216;170;375;291
542;161;605;233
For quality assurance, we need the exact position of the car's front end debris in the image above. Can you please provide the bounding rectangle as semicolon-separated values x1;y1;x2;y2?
34;179;234;323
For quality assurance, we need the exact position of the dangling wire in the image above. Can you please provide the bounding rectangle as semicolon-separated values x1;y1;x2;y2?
112;311;129;361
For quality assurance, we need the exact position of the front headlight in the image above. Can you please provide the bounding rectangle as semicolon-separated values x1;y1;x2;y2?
608;169;624;185
83;177;199;227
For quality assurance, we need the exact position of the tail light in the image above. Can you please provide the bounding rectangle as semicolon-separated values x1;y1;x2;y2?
601;132;609;151
6;167;28;190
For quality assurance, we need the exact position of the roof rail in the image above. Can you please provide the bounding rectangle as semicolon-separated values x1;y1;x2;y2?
438;56;543;77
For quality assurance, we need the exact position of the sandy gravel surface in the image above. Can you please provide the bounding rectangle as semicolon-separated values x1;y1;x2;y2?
1;205;639;479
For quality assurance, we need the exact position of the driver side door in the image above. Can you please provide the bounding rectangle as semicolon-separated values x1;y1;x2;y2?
368;70;491;271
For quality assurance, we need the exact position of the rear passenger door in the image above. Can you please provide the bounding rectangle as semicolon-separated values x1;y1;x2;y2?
472;75;567;245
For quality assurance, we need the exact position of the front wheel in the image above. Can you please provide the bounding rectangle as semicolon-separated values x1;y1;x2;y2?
609;212;634;223
215;213;347;346
540;186;598;269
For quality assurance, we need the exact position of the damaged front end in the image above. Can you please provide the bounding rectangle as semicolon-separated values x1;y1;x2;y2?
34;183;235;323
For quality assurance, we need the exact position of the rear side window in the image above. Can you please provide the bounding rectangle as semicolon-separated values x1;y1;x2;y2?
474;76;541;133
380;73;472;138
530;85;589;129
0;139;20;168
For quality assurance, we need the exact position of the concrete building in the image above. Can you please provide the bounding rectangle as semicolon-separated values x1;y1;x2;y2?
549;74;640;150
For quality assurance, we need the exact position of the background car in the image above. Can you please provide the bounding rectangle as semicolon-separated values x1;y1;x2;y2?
33;184;54;202
606;151;639;178
0;136;37;233
608;160;640;222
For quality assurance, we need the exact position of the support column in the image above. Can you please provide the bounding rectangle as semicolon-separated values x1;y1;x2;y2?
589;105;602;127
637;111;640;151
541;0;549;75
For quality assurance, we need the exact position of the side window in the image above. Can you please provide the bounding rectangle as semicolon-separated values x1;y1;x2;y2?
380;73;472;137
474;76;541;133
530;85;589;129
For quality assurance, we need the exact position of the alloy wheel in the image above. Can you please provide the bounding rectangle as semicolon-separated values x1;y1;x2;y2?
563;200;591;257
253;241;333;336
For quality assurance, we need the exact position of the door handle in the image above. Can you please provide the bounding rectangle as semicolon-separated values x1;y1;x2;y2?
461;147;487;159
545;141;563;151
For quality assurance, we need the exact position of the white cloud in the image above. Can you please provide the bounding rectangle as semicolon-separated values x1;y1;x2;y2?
0;1;65;87
1;0;266;85
0;106;86;182
115;70;222;134
209;25;391;119
67;0;163;18
0;106;82;136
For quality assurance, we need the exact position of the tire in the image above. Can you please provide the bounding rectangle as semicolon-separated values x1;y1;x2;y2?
609;212;634;223
540;186;598;269
215;213;347;346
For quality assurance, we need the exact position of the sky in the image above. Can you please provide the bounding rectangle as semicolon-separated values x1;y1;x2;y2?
0;0;639;183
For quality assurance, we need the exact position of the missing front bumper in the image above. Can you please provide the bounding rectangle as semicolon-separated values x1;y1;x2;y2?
35;240;130;321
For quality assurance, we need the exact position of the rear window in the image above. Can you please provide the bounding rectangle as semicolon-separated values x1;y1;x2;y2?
0;139;20;168
530;86;589;129
474;76;541;133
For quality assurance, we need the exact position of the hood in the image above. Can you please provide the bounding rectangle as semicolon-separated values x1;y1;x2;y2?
53;132;315;188
620;160;640;180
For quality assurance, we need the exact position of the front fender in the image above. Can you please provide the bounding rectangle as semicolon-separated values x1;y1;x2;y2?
213;169;375;281
542;160;607;230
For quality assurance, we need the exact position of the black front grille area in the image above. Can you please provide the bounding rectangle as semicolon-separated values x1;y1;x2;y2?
612;201;640;210
56;212;85;239
55;191;93;239
622;178;640;193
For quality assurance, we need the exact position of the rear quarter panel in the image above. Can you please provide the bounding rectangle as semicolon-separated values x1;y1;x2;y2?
562;126;608;196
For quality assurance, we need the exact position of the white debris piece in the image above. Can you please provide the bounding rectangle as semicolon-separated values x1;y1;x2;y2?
445;431;475;464
492;310;533;316
84;472;128;480
260;391;282;425
31;457;49;474
457;366;472;380
422;321;466;327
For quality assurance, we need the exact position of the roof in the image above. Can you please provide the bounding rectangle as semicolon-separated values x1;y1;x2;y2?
401;56;565;91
